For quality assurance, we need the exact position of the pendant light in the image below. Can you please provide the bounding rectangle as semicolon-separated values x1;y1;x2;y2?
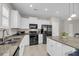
68;17;72;21
71;3;77;17
68;3;72;21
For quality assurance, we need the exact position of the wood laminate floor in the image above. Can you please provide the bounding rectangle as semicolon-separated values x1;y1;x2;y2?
23;44;48;56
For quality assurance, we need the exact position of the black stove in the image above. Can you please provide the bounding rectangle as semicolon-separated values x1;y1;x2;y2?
29;24;38;46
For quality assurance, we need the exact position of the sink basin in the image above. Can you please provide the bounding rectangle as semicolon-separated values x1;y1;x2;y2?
0;39;17;45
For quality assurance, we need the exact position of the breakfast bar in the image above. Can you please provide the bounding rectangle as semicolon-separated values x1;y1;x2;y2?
47;36;79;56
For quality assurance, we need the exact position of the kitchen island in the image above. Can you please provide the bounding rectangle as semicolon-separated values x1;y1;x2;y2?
47;36;79;56
0;34;27;56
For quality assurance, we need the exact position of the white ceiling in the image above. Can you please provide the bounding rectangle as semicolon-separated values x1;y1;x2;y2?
11;3;79;20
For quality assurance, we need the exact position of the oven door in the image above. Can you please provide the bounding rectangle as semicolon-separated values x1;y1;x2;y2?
30;34;38;45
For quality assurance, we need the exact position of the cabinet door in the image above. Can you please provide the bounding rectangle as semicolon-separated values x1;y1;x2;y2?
47;38;64;56
17;12;21;28
19;46;25;56
11;10;17;28
11;10;21;28
47;38;57;56
47;45;55;56
0;4;2;26
49;40;63;56
62;44;76;56
55;41;63;56
50;40;57;56
47;40;55;55
20;35;29;47
19;35;29;56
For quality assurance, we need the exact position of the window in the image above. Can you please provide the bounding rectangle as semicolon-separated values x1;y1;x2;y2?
2;5;9;27
2;17;9;27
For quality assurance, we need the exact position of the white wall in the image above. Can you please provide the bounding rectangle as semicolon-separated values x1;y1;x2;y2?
50;17;65;36
72;20;79;34
50;17;60;36
21;17;50;29
59;20;64;33
64;20;79;37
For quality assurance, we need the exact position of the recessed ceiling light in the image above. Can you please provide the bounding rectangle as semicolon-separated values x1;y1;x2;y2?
29;4;33;7
45;8;48;11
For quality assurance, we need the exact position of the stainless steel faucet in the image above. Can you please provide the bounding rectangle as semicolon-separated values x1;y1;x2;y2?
2;29;9;43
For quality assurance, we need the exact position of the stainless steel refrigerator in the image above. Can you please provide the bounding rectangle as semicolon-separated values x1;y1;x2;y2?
41;25;52;44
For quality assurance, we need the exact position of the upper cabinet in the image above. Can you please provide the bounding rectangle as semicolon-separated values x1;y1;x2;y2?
0;4;2;27
21;18;29;29
0;4;10;28
2;5;10;28
10;10;21;28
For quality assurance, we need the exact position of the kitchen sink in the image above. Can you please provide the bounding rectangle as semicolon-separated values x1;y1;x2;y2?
0;39;17;45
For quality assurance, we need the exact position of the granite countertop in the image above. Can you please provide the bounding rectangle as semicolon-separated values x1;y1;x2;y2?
0;33;29;39
0;34;27;56
48;36;79;50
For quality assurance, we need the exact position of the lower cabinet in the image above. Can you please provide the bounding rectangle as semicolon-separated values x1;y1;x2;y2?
62;44;76;56
19;35;29;56
47;38;76;56
55;41;63;56
47;38;56;55
19;46;25;56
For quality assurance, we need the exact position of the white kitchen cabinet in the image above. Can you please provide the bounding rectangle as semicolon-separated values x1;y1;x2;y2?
47;38;76;56
0;4;1;27
19;35;29;56
20;35;29;47
54;41;63;56
21;17;50;29
47;38;63;56
39;34;43;44
21;18;29;29
47;38;56;55
62;44;76;56
10;10;21;28
19;46;25;56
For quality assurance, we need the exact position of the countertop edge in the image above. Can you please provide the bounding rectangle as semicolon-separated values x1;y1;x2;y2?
47;36;79;50
0;35;25;56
